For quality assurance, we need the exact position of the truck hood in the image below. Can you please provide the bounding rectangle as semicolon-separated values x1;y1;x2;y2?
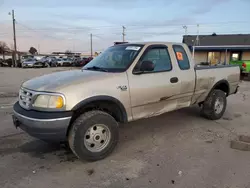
22;70;109;92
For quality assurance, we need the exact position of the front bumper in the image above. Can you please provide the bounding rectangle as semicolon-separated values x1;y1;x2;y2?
22;64;34;68
13;102;72;142
63;62;71;66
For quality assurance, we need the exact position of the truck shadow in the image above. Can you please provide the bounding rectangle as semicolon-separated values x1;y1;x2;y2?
118;106;202;149
19;140;78;162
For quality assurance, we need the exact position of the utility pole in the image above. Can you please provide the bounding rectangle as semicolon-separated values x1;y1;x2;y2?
38;44;40;54
10;10;17;67
195;24;200;46
90;33;93;57
183;25;187;35
122;26;126;42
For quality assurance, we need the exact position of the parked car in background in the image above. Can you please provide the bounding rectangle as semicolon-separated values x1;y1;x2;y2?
72;57;81;66
57;58;73;66
40;56;49;64
230;60;250;77
22;58;48;68
56;58;64;66
68;57;74;65
73;57;89;67
47;57;58;67
85;56;93;64
21;55;34;63
0;58;12;67
73;56;93;67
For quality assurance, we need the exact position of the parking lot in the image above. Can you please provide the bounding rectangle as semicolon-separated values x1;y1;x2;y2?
1;67;250;188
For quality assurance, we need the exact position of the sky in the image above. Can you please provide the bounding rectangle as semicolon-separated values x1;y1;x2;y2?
0;0;250;53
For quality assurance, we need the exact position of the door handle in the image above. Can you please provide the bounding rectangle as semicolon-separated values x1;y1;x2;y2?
170;77;178;83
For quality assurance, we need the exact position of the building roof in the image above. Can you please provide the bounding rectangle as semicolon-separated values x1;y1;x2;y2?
183;34;250;46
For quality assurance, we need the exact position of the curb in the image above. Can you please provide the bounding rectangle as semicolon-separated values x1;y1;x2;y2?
231;135;250;151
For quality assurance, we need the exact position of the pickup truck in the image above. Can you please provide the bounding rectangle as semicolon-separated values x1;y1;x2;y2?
12;42;240;161
230;60;250;76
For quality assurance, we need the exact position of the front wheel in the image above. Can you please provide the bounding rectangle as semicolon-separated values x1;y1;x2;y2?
68;110;119;161
201;89;227;120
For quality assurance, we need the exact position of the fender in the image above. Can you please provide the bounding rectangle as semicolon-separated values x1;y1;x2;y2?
209;79;230;96
72;95;128;123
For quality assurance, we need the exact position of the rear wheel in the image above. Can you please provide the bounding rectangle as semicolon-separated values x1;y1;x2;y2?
201;89;227;120
68;110;119;161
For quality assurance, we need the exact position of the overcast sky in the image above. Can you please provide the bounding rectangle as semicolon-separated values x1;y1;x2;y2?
0;0;249;53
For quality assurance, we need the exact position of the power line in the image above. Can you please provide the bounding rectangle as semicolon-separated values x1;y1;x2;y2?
5;20;250;32
16;21;61;40
1;29;250;37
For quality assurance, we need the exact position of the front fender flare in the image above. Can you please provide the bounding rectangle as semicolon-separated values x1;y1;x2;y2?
72;95;128;123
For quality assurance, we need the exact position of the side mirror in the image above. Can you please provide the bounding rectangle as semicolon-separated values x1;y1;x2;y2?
133;60;154;74
140;60;154;72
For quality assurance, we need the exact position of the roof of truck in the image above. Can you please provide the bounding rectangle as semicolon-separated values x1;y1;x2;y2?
116;42;185;45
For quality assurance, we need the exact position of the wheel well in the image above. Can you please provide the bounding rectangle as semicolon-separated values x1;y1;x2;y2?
67;100;127;136
214;82;229;96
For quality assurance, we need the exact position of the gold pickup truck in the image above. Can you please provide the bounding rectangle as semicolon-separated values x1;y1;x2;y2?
12;42;240;161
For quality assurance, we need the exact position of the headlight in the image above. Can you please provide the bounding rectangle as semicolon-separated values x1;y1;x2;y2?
33;94;65;109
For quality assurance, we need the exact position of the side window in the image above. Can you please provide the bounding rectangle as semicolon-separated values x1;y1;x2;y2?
135;47;172;72
173;45;190;70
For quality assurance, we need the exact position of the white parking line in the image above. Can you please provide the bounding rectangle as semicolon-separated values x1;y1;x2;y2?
0;106;13;109
0;103;15;109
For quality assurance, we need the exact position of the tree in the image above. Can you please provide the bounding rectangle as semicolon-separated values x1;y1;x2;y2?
29;47;38;55
0;41;10;60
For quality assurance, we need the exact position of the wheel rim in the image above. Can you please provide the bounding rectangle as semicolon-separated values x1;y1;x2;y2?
214;97;224;114
84;124;111;152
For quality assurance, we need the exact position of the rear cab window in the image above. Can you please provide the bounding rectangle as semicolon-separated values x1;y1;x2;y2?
173;45;190;70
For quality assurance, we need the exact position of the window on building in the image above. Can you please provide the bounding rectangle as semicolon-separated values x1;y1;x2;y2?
231;52;241;61
208;52;221;65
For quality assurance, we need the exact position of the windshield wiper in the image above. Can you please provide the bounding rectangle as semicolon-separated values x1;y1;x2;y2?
84;66;108;72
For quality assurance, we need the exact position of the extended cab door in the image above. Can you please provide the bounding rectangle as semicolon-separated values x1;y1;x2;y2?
171;45;196;109
127;44;181;120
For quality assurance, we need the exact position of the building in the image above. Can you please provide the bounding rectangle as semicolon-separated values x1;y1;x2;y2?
183;34;250;65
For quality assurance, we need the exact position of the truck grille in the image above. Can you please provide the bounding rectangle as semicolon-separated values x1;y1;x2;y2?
19;88;34;110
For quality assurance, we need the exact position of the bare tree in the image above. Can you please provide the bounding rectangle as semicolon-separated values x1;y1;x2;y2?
9;43;14;50
29;47;38;55
0;41;10;60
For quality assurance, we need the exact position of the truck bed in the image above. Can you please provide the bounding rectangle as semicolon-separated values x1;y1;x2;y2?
192;64;240;104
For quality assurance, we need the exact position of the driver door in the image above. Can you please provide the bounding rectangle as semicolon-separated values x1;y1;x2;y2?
127;45;181;120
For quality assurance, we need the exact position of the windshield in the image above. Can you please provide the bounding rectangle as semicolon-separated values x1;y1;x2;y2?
22;55;33;59
25;58;35;61
83;44;143;72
